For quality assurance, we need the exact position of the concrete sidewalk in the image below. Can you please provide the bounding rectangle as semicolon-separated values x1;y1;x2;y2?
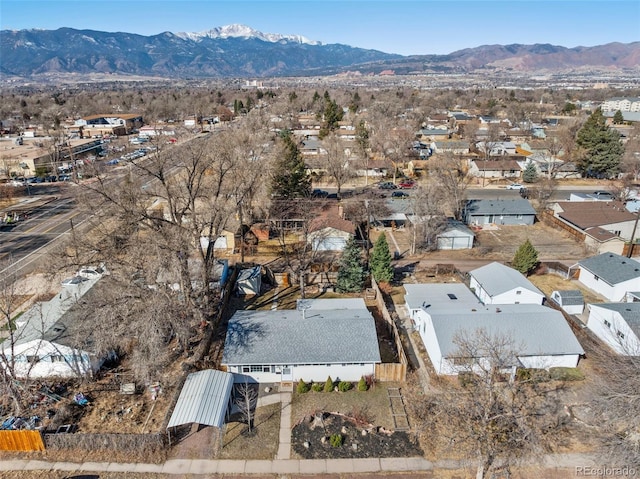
0;457;435;475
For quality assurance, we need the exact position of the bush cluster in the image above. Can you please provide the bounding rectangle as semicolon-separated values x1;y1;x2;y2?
296;379;310;394
329;433;343;448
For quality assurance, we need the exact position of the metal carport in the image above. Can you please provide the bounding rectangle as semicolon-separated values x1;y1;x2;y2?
167;369;234;444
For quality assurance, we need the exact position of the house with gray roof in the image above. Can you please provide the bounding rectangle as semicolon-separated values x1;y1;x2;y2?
469;262;545;305
404;283;584;375
573;253;640;302
1;277;104;378
221;298;381;384
586;302;640;355
463;199;536;226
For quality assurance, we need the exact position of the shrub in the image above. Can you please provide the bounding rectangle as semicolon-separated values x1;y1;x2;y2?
549;367;585;381
323;376;334;393
338;381;352;392
296;379;310;394
329;433;343;448
311;382;323;392
357;376;368;391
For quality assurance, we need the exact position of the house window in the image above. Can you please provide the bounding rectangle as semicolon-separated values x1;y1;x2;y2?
26;355;40;364
263;366;271;373
51;355;64;362
604;320;611;328
617;331;625;339
250;365;263;372
613;230;621;236
516;290;522;295
242;366;250;373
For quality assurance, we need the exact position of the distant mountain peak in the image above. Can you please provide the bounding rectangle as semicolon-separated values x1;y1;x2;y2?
174;23;321;45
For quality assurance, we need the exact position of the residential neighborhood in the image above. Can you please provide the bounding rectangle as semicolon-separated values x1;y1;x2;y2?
1;28;640;478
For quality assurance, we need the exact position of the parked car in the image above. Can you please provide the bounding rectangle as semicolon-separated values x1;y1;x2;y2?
506;183;524;190
311;189;329;198
58;174;71;181
77;263;108;279
398;180;415;189
592;190;614;200
378;182;397;190
391;191;410;199
8;180;25;187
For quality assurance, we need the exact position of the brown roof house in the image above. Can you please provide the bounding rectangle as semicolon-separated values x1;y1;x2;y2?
551;201;640;254
307;204;356;251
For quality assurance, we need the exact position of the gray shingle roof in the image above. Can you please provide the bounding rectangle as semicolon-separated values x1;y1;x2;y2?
167;369;234;429
470;262;543;297
221;306;381;366
430;304;584;357
404;283;480;312
578;253;640;286
465;199;536;216
589;302;640;337
554;290;584;306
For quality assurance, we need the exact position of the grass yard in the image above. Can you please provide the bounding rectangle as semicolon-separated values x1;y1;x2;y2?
528;272;603;304
218;402;281;459
291;381;402;431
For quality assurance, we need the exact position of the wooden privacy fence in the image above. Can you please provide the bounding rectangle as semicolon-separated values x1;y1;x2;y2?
371;278;408;382
540;210;586;241
375;362;407;382
0;430;45;451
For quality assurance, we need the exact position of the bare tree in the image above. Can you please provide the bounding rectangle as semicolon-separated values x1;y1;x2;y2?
406;328;569;479
321;133;353;199
427;154;472;220
408;184;448;254
234;380;259;434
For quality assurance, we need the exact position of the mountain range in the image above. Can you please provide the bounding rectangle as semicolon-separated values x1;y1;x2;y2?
1;24;638;79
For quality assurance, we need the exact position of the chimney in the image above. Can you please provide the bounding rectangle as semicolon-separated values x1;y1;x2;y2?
496;308;501;313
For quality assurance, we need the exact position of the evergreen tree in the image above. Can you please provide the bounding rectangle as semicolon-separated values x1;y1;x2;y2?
522;162;538;183
336;237;365;293
613;110;624;124
512;239;539;276
370;234;394;283
576;109;624;178
271;132;311;198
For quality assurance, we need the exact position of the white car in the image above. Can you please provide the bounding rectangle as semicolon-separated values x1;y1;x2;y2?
506;183;524;190
61;276;89;286
77;263;108;279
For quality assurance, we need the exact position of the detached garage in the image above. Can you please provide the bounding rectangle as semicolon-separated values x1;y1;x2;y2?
437;220;475;250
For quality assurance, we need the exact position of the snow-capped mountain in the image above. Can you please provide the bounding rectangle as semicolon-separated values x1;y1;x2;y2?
174;23;321;45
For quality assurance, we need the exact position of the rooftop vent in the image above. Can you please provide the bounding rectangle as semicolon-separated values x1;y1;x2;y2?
447;293;458;300
496;308;502;313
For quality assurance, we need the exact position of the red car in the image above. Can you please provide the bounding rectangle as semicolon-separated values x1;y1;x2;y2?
398;180;415;189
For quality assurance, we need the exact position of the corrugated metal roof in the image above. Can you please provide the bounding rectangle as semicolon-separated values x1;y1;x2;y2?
221;306;381;366
470;262;543;298
167;369;234;429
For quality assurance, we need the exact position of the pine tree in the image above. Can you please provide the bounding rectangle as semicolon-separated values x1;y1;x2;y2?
271;132;311;198
613;110;624;124
370;234;394;283
336;237;365;293
512;239;539;276
576;109;624;178
522;162;538;183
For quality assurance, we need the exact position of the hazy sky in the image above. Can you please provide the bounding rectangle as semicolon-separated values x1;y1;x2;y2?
1;0;638;55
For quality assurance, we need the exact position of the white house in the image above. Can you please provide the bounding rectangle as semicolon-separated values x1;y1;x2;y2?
1;277;104;378
404;283;584;375
574;253;640;302
586;303;640;355
307;205;355;252
469;262;545;305
221;298;381;384
550;290;585;315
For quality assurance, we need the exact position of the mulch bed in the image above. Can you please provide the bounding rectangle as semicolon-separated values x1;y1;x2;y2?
291;412;422;459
